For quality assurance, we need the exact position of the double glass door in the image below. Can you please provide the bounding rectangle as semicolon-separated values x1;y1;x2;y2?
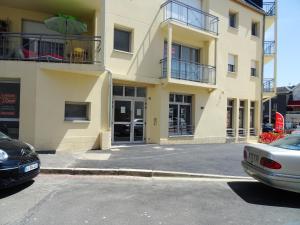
113;99;145;143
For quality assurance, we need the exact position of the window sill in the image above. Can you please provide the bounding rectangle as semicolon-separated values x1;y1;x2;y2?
64;120;90;124
168;134;194;138
250;75;259;79
227;71;237;76
228;26;239;33
251;35;260;41
113;49;134;55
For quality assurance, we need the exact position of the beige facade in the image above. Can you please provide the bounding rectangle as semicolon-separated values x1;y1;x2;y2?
0;0;271;151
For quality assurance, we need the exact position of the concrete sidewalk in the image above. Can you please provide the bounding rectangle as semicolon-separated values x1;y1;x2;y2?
39;143;248;177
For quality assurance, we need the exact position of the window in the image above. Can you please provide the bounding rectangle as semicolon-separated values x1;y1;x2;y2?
227;99;234;129
114;28;132;52
251;21;259;37
65;102;90;121
251;60;258;77
250;102;255;129
229;12;238;28
239;101;245;129
169;94;193;136
113;85;146;98
228;54;236;73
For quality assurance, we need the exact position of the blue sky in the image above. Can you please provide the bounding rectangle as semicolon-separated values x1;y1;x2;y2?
276;0;300;86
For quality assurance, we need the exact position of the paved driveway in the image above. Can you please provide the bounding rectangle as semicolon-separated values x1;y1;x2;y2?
70;143;247;176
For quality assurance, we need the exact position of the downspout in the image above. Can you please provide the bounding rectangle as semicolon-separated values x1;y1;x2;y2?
261;12;266;131
105;69;113;131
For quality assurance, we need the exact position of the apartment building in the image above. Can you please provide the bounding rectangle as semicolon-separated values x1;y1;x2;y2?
0;0;276;151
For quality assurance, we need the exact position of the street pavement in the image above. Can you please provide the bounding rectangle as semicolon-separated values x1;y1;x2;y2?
40;143;248;176
1;175;300;225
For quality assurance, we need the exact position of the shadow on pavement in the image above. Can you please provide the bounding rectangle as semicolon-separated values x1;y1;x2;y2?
228;181;300;209
0;180;34;199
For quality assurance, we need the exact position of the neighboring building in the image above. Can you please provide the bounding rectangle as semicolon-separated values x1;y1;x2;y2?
0;0;276;151
263;84;300;129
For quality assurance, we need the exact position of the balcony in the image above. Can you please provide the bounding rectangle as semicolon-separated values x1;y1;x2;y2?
161;0;219;37
264;41;275;55
263;78;275;92
0;32;101;64
263;2;276;16
160;58;216;86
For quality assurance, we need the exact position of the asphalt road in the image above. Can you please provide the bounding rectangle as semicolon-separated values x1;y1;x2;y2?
72;143;248;176
1;175;300;225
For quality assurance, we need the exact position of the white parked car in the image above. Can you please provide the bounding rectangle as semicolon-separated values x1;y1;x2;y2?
242;134;300;193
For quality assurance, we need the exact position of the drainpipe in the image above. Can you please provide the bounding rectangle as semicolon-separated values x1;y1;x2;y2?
261;12;266;132
105;69;113;131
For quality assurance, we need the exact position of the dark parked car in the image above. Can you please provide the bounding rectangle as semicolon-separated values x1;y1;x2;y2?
262;123;274;133
0;132;40;189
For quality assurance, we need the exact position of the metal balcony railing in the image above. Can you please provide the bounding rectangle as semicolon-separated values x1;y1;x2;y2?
249;128;257;136
263;2;276;16
264;41;275;55
0;32;101;64
226;128;236;138
238;128;247;137
160;58;216;85
263;78;275;93
169;124;194;136
161;0;219;35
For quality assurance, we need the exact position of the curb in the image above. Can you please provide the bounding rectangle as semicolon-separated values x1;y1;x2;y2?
40;167;252;180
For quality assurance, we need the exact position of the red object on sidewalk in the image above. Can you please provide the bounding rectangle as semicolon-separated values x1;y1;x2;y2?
274;112;284;133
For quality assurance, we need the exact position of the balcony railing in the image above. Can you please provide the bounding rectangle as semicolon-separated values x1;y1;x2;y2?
226;128;236;138
263;2;276;16
249;128;257;136
264;41;275;55
161;0;219;35
0;32;101;64
263;78;275;93
238;128;247;137
160;58;216;85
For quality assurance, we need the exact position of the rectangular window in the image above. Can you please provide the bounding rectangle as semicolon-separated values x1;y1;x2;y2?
251;60;258;77
239;101;245;129
228;54;236;73
251;22;259;37
250;102;255;129
113;85;146;98
114;28;131;52
169;94;193;136
227;99;234;129
65;102;90;121
229;12;238;28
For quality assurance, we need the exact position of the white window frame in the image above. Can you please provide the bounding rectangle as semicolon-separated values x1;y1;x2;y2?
228;54;237;73
251;60;258;77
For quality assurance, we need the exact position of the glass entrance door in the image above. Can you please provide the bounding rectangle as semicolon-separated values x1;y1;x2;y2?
113;99;145;143
113;100;132;142
133;101;144;142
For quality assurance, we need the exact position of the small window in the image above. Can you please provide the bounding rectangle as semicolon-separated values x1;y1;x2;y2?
113;85;124;96
114;28;132;52
229;12;238;28
251;22;259;37
251;60;258;77
65;102;90;121
125;86;135;97
136;87;146;97
228;54;236;73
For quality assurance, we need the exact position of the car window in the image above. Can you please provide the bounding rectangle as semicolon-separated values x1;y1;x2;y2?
270;135;300;151
0;131;10;140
